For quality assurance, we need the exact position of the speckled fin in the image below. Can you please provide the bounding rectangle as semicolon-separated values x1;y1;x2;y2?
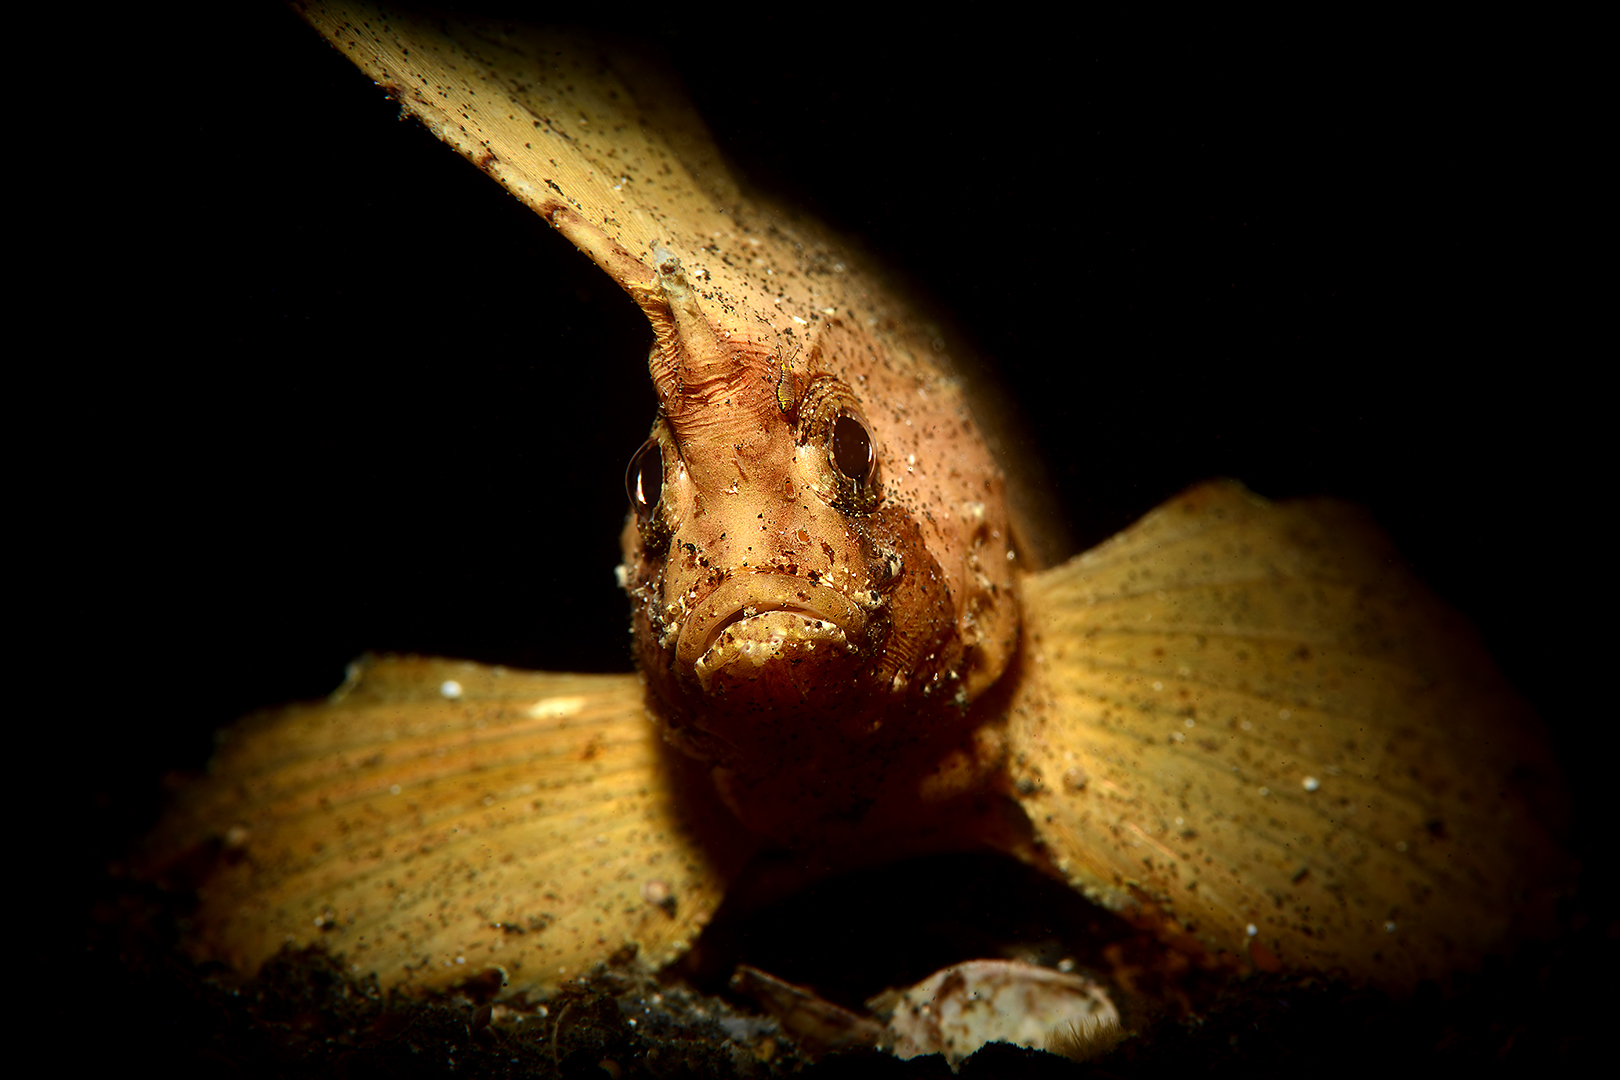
1007;480;1564;987
145;656;751;997
289;1;1068;557
293;0;846;344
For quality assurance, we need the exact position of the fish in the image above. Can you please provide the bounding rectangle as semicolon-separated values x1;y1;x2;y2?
141;0;1568;1012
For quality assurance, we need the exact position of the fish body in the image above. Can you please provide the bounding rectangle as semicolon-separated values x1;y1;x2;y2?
143;1;1567;1005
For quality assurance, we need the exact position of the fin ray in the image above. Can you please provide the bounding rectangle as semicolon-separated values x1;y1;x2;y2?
1008;480;1563;985
147;656;752;996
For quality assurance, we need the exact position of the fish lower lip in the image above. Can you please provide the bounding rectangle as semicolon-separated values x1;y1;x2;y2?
675;574;868;669
690;608;854;693
701;605;820;651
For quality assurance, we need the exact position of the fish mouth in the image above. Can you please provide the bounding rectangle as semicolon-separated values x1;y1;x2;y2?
675;574;869;677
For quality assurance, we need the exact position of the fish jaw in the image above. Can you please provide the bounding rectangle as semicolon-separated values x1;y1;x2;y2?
693;609;855;698
680;573;865;696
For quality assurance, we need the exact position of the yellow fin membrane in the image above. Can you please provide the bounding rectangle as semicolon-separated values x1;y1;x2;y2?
1007;480;1565;987
145;656;751;996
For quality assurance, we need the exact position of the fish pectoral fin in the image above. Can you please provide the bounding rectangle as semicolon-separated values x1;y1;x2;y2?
1005;479;1565;987
144;655;752;997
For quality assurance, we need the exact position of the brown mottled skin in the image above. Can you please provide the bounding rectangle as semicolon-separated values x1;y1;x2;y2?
618;258;1019;843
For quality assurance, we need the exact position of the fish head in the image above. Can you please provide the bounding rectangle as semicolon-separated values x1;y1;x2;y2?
617;254;1020;815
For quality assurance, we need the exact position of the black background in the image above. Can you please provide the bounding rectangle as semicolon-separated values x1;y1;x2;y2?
35;1;1602;1066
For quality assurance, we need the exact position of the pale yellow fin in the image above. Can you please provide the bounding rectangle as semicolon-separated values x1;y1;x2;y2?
293;3;906;353
147;656;751;997
1006;480;1564;986
291;1;1068;562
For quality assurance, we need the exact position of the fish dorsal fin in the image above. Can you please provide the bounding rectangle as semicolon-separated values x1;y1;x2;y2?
1007;480;1565;987
145;655;752;996
294;0;1069;570
295;3;922;368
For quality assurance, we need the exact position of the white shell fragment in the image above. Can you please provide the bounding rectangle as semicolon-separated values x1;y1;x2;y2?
882;959;1120;1069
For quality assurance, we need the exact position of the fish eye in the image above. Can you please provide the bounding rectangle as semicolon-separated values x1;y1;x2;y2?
831;410;875;487
625;438;663;520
